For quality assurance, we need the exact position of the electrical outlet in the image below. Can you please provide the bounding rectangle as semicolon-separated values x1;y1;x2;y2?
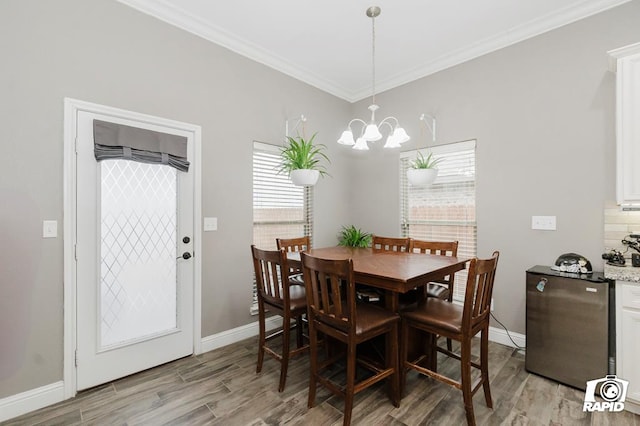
532;215;556;230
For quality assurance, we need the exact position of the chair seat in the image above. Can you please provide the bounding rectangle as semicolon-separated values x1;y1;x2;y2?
354;303;399;335
265;284;307;312
426;282;449;299
402;298;463;335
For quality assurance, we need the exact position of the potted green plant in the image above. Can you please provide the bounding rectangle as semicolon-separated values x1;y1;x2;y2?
407;151;442;186
278;133;330;186
337;225;372;248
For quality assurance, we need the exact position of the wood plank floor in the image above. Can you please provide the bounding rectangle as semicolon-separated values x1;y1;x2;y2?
4;336;639;425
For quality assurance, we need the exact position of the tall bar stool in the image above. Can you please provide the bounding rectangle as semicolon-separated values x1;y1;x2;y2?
301;252;400;426
251;245;308;392
400;251;500;426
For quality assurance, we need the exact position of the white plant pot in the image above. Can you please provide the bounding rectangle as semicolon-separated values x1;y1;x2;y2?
290;169;320;186
407;168;438;186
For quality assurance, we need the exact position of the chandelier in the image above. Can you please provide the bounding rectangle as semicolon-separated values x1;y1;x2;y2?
337;6;409;151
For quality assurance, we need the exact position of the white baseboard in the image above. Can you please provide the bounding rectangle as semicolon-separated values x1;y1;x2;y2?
0;381;65;423
201;316;282;353
489;325;526;349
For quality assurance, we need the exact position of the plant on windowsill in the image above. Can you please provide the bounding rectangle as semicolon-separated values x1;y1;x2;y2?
278;133;330;186
338;225;372;248
407;151;442;186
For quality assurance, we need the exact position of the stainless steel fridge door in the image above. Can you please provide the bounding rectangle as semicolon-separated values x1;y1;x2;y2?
525;272;609;390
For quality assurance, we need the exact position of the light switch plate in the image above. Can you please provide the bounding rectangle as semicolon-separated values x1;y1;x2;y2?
204;217;218;232
532;215;556;231
43;220;58;238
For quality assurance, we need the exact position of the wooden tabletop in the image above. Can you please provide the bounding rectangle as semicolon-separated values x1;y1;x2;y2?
287;246;468;295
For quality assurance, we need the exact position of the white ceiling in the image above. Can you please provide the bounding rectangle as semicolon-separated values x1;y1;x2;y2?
118;0;629;102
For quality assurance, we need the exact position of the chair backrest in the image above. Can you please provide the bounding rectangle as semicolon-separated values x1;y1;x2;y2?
277;236;310;275
462;251;500;330
409;239;458;257
251;245;290;306
301;252;356;335
372;235;410;252
409;239;459;288
276;236;310;253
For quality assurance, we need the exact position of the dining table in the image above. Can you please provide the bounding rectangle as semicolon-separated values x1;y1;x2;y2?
286;245;468;313
287;245;469;380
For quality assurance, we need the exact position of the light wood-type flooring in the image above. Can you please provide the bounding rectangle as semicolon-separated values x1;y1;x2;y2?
4;335;639;425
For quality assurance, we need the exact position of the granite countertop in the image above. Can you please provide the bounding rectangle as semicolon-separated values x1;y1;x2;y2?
604;263;640;283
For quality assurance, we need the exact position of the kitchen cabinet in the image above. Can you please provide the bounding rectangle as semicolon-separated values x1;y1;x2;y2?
616;281;640;414
610;42;640;206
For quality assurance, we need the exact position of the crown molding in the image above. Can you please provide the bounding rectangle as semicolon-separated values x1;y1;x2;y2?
118;0;630;103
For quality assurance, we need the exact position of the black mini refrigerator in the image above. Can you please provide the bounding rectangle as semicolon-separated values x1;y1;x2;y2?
525;265;614;390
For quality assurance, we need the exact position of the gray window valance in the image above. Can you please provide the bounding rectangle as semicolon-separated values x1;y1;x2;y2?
93;119;189;172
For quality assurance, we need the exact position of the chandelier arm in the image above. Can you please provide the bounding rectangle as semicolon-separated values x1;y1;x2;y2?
379;116;399;128
347;118;368;130
378;121;394;133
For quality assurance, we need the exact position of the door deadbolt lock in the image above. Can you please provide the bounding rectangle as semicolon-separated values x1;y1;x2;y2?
183;236;190;244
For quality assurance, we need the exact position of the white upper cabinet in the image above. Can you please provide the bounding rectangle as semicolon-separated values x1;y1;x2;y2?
610;42;640;206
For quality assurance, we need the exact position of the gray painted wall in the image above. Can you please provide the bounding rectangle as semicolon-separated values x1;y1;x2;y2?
346;2;640;335
0;0;350;399
1;0;639;404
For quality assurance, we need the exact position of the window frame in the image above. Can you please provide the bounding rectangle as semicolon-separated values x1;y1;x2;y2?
400;140;477;302
251;141;313;314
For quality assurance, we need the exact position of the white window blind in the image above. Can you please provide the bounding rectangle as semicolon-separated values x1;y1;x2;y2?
251;141;313;313
400;140;476;302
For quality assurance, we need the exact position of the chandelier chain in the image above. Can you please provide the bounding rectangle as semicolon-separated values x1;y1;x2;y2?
371;12;376;106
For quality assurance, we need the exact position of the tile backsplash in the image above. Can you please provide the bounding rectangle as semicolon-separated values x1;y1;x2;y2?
604;200;640;253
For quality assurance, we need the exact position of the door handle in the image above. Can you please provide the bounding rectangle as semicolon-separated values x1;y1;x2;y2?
177;252;192;260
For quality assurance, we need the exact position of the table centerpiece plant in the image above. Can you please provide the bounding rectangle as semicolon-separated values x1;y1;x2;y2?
338;225;372;248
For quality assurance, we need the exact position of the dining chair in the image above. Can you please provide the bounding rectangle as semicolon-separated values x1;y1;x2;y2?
408;239;459;301
372;235;411;252
407;239;460;351
251;245;309;392
400;251;500;426
301;252;400;426
276;236;310;286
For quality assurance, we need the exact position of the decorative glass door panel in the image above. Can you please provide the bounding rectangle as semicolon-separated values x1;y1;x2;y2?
100;160;178;348
74;106;195;391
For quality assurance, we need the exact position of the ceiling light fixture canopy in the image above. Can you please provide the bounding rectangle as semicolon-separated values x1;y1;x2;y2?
337;6;409;151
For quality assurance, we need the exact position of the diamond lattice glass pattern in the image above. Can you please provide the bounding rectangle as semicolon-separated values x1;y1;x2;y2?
100;160;177;347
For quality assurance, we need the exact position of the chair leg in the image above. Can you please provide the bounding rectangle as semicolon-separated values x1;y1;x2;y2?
343;342;356;426
279;315;291;392
256;304;265;374
389;325;400;407
481;327;493;408
296;314;304;348
460;338;476;426
446;337;453;352
428;333;438;372
307;322;318;408
399;319;408;398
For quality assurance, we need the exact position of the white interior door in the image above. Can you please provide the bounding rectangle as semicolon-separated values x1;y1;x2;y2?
75;109;194;391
